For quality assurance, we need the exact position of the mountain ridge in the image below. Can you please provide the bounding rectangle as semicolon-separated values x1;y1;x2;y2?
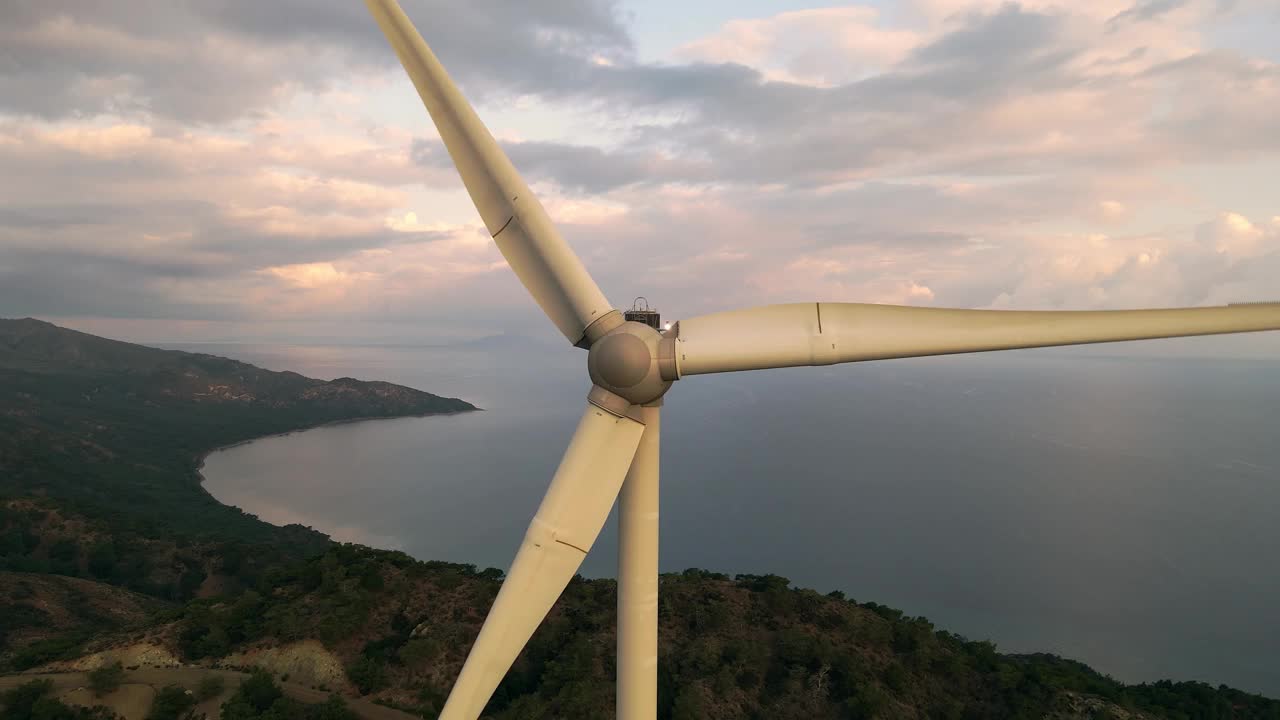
0;318;478;599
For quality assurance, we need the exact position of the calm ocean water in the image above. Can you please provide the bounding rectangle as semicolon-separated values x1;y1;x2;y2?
171;339;1280;695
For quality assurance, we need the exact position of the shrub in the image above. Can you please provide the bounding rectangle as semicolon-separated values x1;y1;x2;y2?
1;679;120;720
883;663;907;693
1;679;56;717
347;656;388;695
146;685;195;720
196;675;225;701
235;671;282;712
88;661;125;697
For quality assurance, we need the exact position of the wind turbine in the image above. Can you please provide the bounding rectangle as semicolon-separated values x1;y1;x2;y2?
363;2;1280;717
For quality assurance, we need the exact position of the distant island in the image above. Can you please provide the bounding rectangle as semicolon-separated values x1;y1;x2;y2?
3;319;1278;720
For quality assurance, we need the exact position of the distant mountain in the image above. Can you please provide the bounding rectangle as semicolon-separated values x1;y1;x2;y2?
0;317;476;415
0;318;182;374
0;318;477;601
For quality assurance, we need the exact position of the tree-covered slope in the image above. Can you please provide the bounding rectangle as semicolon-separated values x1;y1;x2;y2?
0;318;480;629
0;318;476;545
150;545;1280;720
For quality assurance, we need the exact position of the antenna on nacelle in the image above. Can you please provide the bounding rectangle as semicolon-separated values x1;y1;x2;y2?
624;297;662;331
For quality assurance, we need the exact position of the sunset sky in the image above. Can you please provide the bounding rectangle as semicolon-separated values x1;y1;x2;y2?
2;0;1278;352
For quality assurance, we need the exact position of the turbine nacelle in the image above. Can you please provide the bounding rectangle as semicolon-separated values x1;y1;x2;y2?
587;320;674;406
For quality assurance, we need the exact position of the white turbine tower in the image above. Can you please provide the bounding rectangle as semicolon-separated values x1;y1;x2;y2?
363;2;1280;718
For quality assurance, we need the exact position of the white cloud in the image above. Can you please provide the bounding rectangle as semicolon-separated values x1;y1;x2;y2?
261;261;370;289
677;7;921;86
1199;211;1270;261
1;0;1278;351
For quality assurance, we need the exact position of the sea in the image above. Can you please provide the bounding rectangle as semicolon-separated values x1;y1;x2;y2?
166;337;1280;696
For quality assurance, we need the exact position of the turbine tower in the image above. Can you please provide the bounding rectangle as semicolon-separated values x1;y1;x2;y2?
362;2;1280;717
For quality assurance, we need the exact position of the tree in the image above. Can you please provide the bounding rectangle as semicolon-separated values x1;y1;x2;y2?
196;676;226;702
234;671;282;713
87;542;117;580
309;696;358;720
49;539;78;563
146;685;195;720
358;565;383;590
1;679;56;718
671;686;705;720
88;662;125;697
346;656;387;695
218;673;357;720
0;680;119;720
396;638;437;666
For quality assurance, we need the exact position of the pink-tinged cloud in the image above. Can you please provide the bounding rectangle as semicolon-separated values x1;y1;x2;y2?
677;7;921;86
0;0;1278;351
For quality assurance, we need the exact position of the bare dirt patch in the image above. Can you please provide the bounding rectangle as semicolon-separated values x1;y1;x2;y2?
220;640;349;691
48;643;181;672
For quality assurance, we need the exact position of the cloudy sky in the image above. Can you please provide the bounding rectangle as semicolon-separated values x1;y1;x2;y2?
2;0;1278;351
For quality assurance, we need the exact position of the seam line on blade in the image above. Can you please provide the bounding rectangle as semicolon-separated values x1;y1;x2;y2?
816;303;823;334
555;539;589;554
492;214;514;238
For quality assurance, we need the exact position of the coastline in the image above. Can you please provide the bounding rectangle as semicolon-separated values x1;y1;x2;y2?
193;407;480;497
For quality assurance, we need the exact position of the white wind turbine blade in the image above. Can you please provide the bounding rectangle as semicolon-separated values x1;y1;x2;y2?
439;399;645;720
365;0;616;347
669;302;1280;376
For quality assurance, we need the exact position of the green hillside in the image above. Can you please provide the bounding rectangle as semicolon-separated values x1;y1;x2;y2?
0;318;475;609
2;320;1276;720
0;318;475;543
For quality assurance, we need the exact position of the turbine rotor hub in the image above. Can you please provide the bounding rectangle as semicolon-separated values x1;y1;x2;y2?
587;321;673;405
